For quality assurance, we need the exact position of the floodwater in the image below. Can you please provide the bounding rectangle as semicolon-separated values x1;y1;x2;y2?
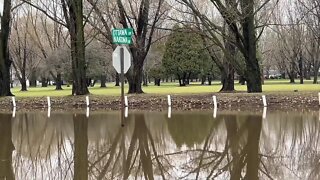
0;110;319;180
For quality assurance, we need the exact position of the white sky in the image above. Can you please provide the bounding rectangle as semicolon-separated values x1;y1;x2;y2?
0;0;3;14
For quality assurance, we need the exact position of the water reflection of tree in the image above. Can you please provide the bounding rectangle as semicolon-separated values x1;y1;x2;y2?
73;114;88;180
176;114;263;179
88;113;168;179
12;112;74;179
260;112;320;179
167;113;213;148
0;113;15;180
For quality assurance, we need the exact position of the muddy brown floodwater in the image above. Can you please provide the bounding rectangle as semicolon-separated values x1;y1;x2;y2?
0;109;319;179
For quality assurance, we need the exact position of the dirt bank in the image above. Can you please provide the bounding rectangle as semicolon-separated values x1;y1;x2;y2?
0;92;319;111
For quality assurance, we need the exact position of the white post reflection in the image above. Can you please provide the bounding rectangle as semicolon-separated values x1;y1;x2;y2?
168;106;172;119
12;96;16;107
12;107;16;118
213;106;217;119
263;107;267;119
48;107;51;118
86;107;90;118
125;107;128;118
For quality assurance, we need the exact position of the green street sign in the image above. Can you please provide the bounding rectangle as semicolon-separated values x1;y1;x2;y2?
112;28;133;44
112;36;132;44
112;28;133;37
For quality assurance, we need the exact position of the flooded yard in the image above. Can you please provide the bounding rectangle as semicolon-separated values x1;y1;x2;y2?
0;110;319;179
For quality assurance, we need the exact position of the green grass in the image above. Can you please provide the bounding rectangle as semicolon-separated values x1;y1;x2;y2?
10;79;320;97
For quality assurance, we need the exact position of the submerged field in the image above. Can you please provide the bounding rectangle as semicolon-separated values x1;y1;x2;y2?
10;79;320;97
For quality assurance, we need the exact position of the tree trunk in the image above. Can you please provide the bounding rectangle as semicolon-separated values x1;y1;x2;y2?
208;76;212;85
21;81;27;91
0;0;13;96
245;115;262;180
154;78;161;86
0;113;15;179
305;62;311;80
298;53;303;84
29;71;37;87
143;72;148;86
68;0;89;95
185;72;191;85
241;0;262;93
221;9;236;92
201;76;206;85
127;61;144;94
115;73;120;86
55;73;63;90
100;75;107;88
41;77;48;87
178;73;186;86
220;67;234;92
313;62;319;84
225;115;241;180
73;114;88;180
239;76;246;85
288;72;295;83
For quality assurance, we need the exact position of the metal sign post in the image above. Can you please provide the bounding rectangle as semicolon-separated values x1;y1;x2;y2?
120;46;125;126
112;28;133;126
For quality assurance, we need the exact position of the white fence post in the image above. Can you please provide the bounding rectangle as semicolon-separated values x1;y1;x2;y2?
167;95;171;107
47;96;51;107
86;96;90;107
124;96;128;107
12;97;16;107
212;95;217;108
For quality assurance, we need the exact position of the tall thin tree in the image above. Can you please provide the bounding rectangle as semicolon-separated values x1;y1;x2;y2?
0;0;14;96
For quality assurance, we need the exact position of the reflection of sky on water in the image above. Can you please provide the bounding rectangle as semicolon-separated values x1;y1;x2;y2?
3;110;320;179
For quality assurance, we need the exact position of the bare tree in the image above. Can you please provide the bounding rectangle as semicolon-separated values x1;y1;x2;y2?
86;0;167;93
298;0;320;84
0;0;14;96
23;0;89;95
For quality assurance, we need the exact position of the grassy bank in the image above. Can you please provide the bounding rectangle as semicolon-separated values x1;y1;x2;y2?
10;79;320;97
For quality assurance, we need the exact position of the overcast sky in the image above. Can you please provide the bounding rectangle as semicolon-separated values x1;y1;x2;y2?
0;0;3;14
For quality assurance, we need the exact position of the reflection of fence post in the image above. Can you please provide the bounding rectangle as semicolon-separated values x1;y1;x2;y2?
125;107;128;118
86;107;90;118
263;107;267;119
167;95;171;107
12;97;16;107
262;95;267;107
212;95;217;108
48;107;51;118
12;107;16;118
318;92;320;106
213;107;217;119
168;107;171;119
